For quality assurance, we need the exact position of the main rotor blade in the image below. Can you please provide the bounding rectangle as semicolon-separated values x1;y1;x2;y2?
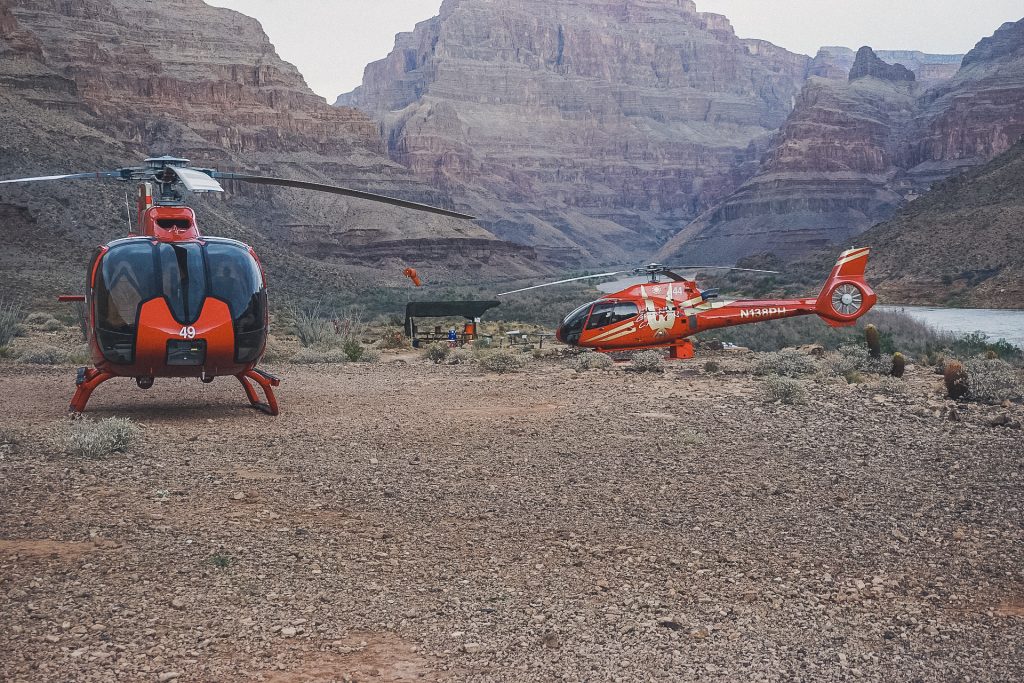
0;171;124;185
665;265;780;274
214;173;475;220
498;270;630;296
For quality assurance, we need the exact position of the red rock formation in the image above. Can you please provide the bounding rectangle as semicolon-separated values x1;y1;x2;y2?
0;0;538;302
849;46;915;82
337;0;810;263
810;47;962;83
661;19;1024;265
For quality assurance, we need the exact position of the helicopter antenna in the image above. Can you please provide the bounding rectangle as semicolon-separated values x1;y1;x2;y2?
124;191;134;235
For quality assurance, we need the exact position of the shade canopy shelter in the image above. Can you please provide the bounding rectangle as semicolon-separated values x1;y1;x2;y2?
404;300;501;338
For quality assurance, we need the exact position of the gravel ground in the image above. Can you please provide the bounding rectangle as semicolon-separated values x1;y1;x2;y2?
0;352;1021;682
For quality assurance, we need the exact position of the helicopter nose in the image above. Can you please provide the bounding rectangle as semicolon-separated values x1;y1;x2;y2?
555;325;566;344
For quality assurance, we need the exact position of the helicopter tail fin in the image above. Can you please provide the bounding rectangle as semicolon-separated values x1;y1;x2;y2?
815;248;877;328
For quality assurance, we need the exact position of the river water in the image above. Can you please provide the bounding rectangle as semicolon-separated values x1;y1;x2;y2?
876;305;1024;348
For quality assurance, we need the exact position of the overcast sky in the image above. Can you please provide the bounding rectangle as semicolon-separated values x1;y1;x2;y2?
207;0;1023;101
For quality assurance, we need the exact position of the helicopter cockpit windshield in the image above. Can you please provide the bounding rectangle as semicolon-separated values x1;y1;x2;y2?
92;239;267;365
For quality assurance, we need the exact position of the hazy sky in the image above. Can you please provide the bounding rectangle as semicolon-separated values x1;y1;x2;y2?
207;0;1023;101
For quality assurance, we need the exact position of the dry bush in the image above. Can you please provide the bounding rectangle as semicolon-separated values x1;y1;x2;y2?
761;376;808;404
0;299;25;348
19;343;71;365
631;350;665;373
965;358;1023;403
26;311;53;325
291;308;336;348
753;349;818;377
574;351;614;372
66;417;141;458
424;342;451;364
480;350;527;374
447;348;476;365
358;348;381;364
877;376;907;395
379;329;409;350
824;345;890;377
703;360;722;373
260;335;295;363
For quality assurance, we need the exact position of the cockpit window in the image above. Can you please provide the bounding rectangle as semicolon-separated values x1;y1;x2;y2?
585;301;639;329
559;302;592;345
157;243;206;323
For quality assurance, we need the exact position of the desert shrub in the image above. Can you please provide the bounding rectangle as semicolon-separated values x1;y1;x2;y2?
291;308;336;348
447;348;475;365
631;350;665;373
424;342;451;364
342;339;364;362
42;318;64;332
824;345;890;376
965;358;1023;403
574;351;614;372
703;360;721;373
752;349;817;377
65;417;141;458
0;299;25;347
877;376;907;395
761;376;807;404
291;347;349;364
379;329;408;349
19;344;71;365
474;336;493;350
26;312;53;325
952;331;1022;363
358;348;381;363
479;350;527;374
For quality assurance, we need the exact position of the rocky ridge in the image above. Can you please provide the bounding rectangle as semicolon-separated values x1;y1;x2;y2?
0;0;539;306
337;0;811;264
661;18;1024;266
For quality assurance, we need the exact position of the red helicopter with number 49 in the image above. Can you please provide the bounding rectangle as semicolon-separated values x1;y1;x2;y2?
499;249;877;357
0;156;474;415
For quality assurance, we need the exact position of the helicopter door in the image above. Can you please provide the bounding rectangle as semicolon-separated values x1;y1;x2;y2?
93;242;159;364
585;301;639;330
205;242;268;363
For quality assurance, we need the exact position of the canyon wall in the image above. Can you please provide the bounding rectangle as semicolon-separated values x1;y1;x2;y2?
337;0;810;264
661;18;1024;265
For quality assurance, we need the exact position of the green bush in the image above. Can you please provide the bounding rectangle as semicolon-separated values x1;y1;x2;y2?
824;345;890;377
752;349;818;377
480;350;527;373
342;339;364;362
877;376;907;395
291;347;349;364
631;350;665;373
291;308;336;348
358;348;381;363
574;351;614;372
761;376;807;404
66;417;141;458
952;331;1022;363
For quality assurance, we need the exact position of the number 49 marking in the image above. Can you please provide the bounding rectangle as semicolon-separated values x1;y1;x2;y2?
179;326;196;339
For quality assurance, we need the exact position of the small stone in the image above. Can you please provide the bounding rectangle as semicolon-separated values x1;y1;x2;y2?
281;627;297;637
989;413;1012;427
232;492;246;500
464;642;482;654
170;597;186;610
369;458;379;465
158;673;180;682
45;635;61;643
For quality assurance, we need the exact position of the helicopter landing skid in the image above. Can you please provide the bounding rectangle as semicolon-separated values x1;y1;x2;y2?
237;368;280;416
69;368;116;413
669;338;695;360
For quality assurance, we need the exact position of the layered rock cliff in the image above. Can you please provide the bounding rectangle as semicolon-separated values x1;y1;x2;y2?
661;18;1024;265
809;47;962;82
0;0;538;305
336;0;810;263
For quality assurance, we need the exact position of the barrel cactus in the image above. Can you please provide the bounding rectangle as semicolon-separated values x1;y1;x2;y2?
944;360;969;400
865;324;882;359
890;352;906;379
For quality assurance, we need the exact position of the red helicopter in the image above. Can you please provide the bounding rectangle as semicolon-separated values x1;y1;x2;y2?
500;249;877;357
0;156;473;415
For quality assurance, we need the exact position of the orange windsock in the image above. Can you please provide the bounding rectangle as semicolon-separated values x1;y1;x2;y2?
403;267;422;287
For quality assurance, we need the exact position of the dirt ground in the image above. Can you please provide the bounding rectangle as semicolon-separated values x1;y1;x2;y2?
0;352;1022;682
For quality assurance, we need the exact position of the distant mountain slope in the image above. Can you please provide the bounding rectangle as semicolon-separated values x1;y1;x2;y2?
336;0;810;264
0;0;539;307
660;17;1024;266
857;138;1024;307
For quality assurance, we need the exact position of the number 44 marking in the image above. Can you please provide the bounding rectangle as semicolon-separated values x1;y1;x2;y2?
179;326;196;339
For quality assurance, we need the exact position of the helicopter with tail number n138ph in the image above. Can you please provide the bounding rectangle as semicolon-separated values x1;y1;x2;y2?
499;249;877;358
